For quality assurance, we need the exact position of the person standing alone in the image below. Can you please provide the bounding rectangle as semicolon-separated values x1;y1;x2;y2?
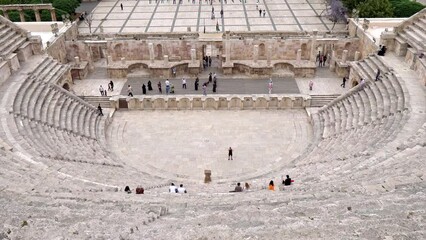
228;147;233;160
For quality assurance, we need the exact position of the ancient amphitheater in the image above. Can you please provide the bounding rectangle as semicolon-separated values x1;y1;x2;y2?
0;0;425;239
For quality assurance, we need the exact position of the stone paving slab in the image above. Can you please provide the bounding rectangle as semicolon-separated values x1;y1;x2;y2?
79;0;345;34
108;109;312;180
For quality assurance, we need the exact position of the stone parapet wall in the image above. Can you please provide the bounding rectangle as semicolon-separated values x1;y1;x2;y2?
348;19;379;59
110;94;311;110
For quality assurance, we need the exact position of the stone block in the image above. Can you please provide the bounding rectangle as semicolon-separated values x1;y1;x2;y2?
204;97;217;110
294;96;304;108
178;97;191;110
204;170;211;183
255;97;267;109
268;97;279;109
6;53;20;72
192;97;203;109
243;97;253;109
127;97;140;109
229;97;242;109
17;42;33;62
281;96;293;108
142;98;153;109
167;97;177;109
153;98;166;109
218;97;228;109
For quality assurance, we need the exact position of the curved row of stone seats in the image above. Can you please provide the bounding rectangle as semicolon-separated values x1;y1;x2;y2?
0;21;28;57
300;55;410;169
119;94;311;110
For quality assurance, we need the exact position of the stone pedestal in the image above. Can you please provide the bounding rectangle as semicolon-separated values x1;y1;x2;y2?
342;50;348;63
74;56;80;64
329;50;336;72
107;56;113;65
296;49;302;62
204;170;212;183
225;41;231;62
121;57;126;65
148;43;154;63
191;49;196;64
354;51;360;61
253;45;259;63
267;46;272;66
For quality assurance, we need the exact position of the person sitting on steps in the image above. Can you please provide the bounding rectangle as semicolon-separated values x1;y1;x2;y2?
230;182;243;192
124;186;131;194
283;175;293;186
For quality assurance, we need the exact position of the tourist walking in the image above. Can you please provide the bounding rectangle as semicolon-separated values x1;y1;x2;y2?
158;81;162;93
99;85;104;96
142;84;147;95
220;9;223;18
259;9;262;17
209;72;212;82
97;104;103;116
213;78;217;93
165;79;170;94
147;80;153;91
263;10;266;17
108;80;114;91
202;84;207;95
268;78;273;94
208;56;212;67
127;85;133;97
228;147;233;160
309;79;314;91
120;3;123;10
375;69;381;81
182;78;187;89
341;76;347;88
195;77;199;91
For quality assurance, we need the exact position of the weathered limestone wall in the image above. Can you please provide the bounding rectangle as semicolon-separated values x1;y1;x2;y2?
46;21;79;64
0;61;12;85
348;19;379;59
110;94;311;110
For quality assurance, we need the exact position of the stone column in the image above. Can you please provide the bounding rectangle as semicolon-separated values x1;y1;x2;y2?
329;50;336;71
267;45;272;66
310;30;318;62
296;49;302;62
74;56;80;64
191;48;196;63
354;51;360;61
253;45;259;63
148;43;154;63
34;9;41;22
342;50;348;63
50;9;57;21
121;57;126;65
225;41;231;62
19;9;25;22
2;10;9;20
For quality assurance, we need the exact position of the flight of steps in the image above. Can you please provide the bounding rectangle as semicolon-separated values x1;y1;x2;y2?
309;94;340;107
79;96;111;108
395;12;426;51
0;20;28;58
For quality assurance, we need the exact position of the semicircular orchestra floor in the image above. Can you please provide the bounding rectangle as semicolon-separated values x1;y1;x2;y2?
107;109;312;182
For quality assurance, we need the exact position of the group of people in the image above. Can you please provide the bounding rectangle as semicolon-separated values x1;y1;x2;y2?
98;81;114;96
267;175;294;191
203;56;212;69
378;45;387;56
316;52;328;67
169;183;188;193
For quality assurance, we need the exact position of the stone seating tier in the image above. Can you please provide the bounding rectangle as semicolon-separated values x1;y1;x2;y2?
0;22;27;57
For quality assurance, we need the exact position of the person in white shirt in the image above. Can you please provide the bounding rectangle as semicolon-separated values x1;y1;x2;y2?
182;78;187;89
177;184;187;193
99;85;104;96
165;79;170;94
169;183;177;193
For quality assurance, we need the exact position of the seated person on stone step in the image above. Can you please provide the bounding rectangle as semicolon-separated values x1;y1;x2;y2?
177;184;187;193
170;84;175;94
245;182;250;191
229;182;243;192
283;175;293;186
169;183;178;193
268;180;275;191
124;186;131;194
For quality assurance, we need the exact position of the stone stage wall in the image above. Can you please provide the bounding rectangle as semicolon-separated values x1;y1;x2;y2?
110;94;311;110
